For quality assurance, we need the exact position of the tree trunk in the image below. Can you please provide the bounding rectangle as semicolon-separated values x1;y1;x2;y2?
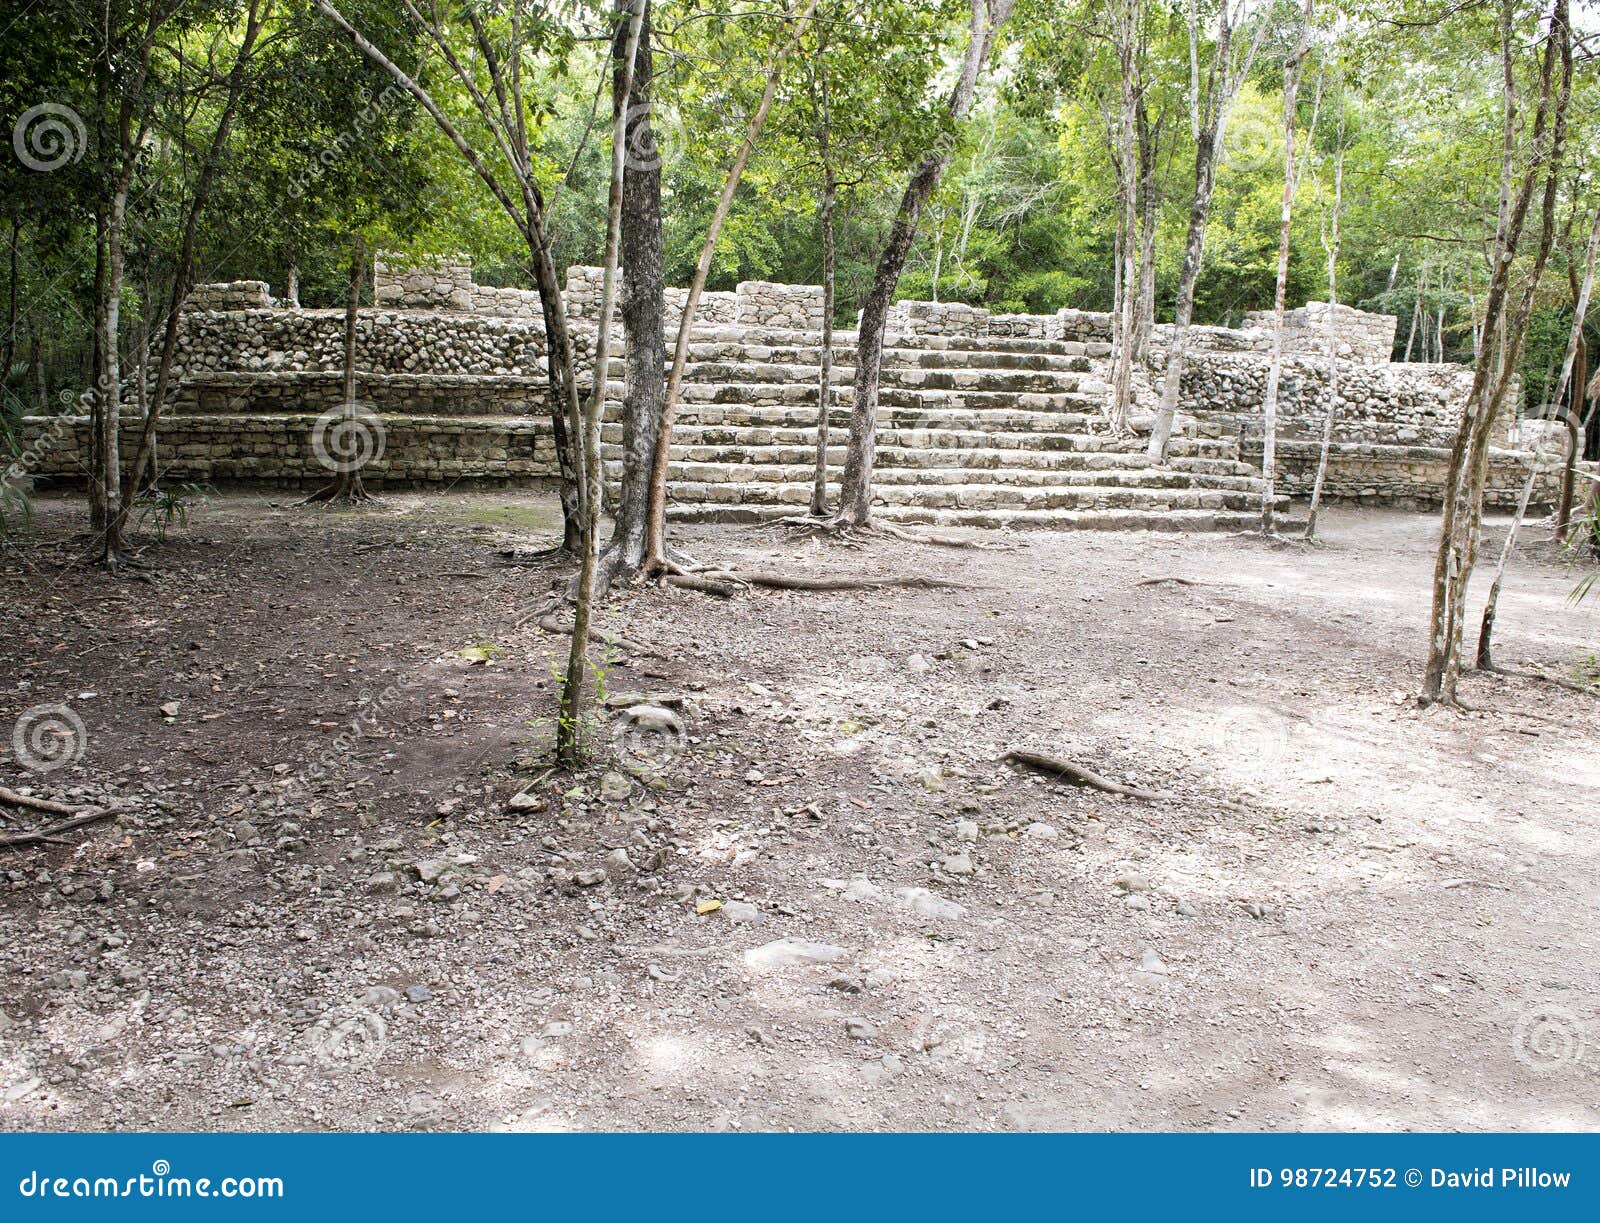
117;0;267;532
1107;3;1142;434
809;65;837;517
1133;102;1159;367
558;0;644;767
31;325;46;412
1475;465;1537;671
2;218;17;389
836;0;1013;524
1305;142;1345;542
1258;0;1313;535
95;183;131;561
1146;2;1260;462
642;0;819;568
304;234;372;504
286;263;300;309
1554;202;1599;537
1421;0;1571;704
599;0;662;588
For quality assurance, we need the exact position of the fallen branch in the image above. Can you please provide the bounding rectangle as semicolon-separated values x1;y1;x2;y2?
714;571;971;593
0;806;122;850
663;573;741;598
0;787;82;817
1002;749;1250;814
1136;576;1208;588
1484;663;1600;697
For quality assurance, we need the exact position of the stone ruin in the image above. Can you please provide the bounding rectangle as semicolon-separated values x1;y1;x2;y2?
17;252;1582;528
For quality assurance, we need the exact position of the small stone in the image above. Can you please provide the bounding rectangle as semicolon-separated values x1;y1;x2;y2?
404;984;431;1003
744;770;765;784
720;900;763;924
1125;894;1150;912
842;877;881;903
954;820;979;843
845;1018;878;1041
625;704;683;735
293;926;315;942
414;859;450;884
600;771;631;801
542;1021;573;1038
574;868;607;887
604;848;635;875
744;938;848;970
940;852;975;877
906;653;931;676
1112;873;1151;894
1023;822;1059;840
506;791;544;813
1137;949;1168;976
1175;899;1197;917
231;820;259;842
916;767;944;792
896;888;966;920
159;701;181;718
364;872;403;895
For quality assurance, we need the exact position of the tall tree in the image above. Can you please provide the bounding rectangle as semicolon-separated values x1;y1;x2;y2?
1144;0;1264;462
1258;0;1315;534
1420;0;1573;705
834;0;1015;527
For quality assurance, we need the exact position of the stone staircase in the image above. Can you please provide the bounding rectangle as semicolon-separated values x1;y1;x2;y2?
601;324;1292;532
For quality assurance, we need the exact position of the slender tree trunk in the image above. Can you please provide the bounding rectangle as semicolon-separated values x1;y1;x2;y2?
95;183;131;561
304;234;372;504
31;326;46;412
2;218;17;389
1554;203;1599;536
1305;143;1345;542
836;0;1013;524
1259;0;1313;535
809;70;837;517
1475;465;1537;670
1404;269;1423;361
557;0;643;767
1146;3;1260;462
1133;103;1159;367
286;263;300;308
599;0;662;588
1421;0;1570;704
642;0;819;568
118;0;268;532
1107;5;1142;434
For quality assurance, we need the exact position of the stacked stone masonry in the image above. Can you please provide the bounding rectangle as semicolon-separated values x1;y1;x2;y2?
19;260;1584;522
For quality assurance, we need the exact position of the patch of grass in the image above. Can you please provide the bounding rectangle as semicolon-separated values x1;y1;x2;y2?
449;503;563;533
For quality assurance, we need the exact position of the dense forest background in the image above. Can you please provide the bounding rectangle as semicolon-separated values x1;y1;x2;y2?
2;0;1597;431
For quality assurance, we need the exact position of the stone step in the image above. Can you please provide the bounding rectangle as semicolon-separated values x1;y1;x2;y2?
669;502;1296;534
669;344;1100;375
673;383;1105;413
674;359;1101;394
620;421;1244;462
609;438;1252;478
680;323;1108;359
663;477;1270;514
611;456;1265;494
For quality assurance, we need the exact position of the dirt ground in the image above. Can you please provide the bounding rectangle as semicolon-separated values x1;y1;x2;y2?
1;490;1598;1133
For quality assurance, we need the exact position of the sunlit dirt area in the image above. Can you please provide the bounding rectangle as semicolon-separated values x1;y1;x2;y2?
2;492;1597;1131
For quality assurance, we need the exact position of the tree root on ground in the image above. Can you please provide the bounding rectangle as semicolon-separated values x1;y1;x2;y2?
772;513;1012;551
0;787;82;817
298;481;375;507
1473;663;1600;698
0;805;125;850
1002;749;1250;814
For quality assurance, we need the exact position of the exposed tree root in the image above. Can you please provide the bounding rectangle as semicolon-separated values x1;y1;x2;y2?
0;787;82;817
773;513;1011;551
1135;576;1210;588
0;805;124;850
530;610;650;656
1002;749;1250;814
1477;662;1600;697
299;480;374;507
